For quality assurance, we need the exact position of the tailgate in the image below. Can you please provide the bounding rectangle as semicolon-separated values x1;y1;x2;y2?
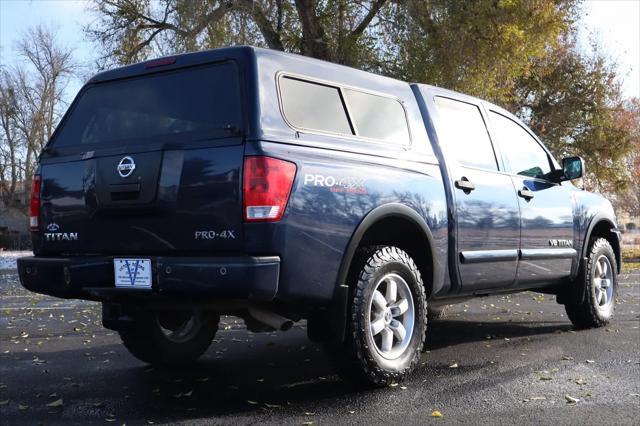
34;60;245;255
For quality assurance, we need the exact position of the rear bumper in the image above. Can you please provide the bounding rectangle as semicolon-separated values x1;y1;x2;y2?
17;255;280;302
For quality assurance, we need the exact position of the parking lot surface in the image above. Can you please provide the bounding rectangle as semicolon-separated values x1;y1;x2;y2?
1;265;639;425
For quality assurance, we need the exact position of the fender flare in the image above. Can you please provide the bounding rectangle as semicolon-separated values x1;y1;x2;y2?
581;212;621;274
563;212;621;306
329;203;442;342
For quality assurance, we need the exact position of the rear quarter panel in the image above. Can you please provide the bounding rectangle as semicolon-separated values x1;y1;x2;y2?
245;141;448;304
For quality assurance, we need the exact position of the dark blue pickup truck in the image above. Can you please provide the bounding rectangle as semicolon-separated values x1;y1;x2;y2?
18;46;622;386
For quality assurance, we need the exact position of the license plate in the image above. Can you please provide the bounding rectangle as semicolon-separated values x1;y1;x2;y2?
114;259;152;289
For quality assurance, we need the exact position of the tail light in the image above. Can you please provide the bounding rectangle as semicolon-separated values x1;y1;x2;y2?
243;156;296;222
29;174;41;231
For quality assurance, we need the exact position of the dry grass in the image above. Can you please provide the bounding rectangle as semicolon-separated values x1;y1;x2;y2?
622;245;640;261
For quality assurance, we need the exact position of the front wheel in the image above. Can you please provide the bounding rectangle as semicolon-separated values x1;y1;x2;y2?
327;246;427;387
119;309;219;365
564;238;617;329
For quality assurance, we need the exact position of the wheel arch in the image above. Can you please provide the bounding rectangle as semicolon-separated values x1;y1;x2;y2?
329;203;442;342
582;214;621;275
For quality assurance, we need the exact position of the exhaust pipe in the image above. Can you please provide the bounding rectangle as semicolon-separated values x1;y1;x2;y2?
248;306;294;331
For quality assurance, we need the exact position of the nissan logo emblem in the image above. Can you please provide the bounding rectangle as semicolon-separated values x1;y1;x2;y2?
117;156;136;178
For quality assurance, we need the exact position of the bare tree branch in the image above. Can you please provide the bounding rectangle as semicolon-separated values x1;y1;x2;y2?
350;0;387;38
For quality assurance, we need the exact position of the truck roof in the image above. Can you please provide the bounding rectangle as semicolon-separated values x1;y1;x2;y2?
89;45;402;88
88;45;497;119
87;44;491;110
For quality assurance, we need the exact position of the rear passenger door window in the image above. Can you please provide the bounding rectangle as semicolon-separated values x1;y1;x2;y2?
279;77;353;135
433;97;498;170
488;112;552;179
343;89;410;145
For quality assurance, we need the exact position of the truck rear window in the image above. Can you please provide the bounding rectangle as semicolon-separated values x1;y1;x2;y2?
52;61;241;147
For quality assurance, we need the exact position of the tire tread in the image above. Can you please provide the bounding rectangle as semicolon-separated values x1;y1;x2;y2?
565;238;616;329
328;246;427;386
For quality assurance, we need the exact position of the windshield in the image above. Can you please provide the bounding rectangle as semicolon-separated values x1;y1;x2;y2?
52;61;242;147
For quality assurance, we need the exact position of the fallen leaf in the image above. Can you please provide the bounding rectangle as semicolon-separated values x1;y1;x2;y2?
449;363;459;368
540;376;553;381
585;360;595;364
431;410;443;418
46;398;64;407
565;395;580;404
562;356;574;361
575;378;587;385
264;403;281;409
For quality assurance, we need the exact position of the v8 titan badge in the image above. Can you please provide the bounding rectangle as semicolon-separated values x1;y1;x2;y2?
114;258;152;289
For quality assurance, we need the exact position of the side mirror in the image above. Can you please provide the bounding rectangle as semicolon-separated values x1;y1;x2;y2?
561;156;584;181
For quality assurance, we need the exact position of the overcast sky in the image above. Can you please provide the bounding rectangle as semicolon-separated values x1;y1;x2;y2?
1;0;639;99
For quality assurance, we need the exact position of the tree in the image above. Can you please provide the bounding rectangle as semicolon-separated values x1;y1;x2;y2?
613;99;640;215
514;37;637;192
0;25;77;207
393;1;636;192
0;71;21;206
86;0;390;68
390;0;579;105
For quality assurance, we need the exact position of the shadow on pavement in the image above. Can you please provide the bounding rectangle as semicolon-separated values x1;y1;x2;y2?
2;317;579;423
426;319;572;350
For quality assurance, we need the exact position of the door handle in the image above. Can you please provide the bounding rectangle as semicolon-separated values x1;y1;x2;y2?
455;177;476;194
518;187;534;201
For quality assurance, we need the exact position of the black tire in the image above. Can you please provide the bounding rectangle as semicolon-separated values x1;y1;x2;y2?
327;246;427;387
119;309;219;365
565;238;617;329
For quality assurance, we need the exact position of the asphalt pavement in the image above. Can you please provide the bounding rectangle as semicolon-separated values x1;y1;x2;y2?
1;266;639;425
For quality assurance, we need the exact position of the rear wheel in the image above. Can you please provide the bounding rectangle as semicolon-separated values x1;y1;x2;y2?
564;238;617;329
119;309;219;365
327;246;427;386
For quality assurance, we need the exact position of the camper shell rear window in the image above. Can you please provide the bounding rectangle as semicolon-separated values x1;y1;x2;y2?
52;61;242;148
